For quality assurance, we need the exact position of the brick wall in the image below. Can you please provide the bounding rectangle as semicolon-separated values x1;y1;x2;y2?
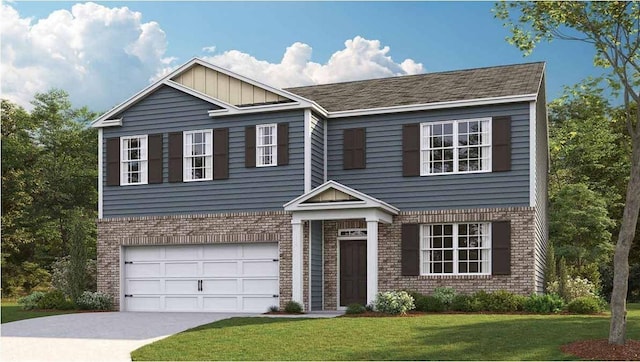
97;211;295;310
322;207;537;310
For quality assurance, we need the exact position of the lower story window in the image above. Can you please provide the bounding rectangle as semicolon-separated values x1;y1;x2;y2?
421;222;491;275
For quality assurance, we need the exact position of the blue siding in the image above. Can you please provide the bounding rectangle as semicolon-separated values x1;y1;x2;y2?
310;220;323;310
102;86;305;217
326;103;531;210
310;114;325;188
534;82;549;292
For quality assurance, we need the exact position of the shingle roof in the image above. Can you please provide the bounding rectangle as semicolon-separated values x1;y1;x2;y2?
285;62;544;113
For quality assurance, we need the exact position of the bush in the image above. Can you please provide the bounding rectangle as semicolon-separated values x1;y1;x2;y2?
415;295;446;312
432;287;457;308
75;291;113;310
451;294;483;312
284;301;303;314
51;256;97;298
268;305;279;312
469;290;492;311
17;291;46;310
374;291;415;315
346;303;366;314
485;290;526;312
523;293;565;313
37;290;75;310
567;296;605;314
547;276;598;302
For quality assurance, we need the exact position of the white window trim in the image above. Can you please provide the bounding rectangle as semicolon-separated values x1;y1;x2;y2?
256;123;278;167
120;134;148;186
420;117;492;176
419;222;492;276
183;129;213;182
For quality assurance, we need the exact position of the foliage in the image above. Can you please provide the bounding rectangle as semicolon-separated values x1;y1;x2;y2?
484;290;526;312
523;294;565;314
346;303;366;315
1;262;51;297
268;305;279;313
567;296;606;314
374;291;415;315
67;208;93;301
544;243;558;292
36;290;76;310
547;276;599;302
75;291;113;310
432;287;457;308
415;295;446;313
51;256;97;298
17;291;46;310
283;301;303;314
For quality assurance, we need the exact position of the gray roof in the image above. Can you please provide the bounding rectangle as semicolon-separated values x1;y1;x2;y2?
285;62;544;113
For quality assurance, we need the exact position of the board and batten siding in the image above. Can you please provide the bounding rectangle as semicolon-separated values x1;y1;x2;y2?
310;114;325;188
533;81;549;293
310;220;324;310
102;85;304;218
326;103;531;210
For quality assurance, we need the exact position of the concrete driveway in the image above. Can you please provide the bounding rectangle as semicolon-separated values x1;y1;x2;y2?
1;312;253;361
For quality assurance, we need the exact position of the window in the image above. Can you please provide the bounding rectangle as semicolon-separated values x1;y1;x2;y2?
421;118;491;175
184;130;213;181
121;135;147;185
420;223;491;275
256;124;277;167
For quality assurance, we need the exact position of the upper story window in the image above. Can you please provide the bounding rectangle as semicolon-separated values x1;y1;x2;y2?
256;124;277;167
121;135;147;185
184;130;213;181
420;223;491;275
421;118;491;175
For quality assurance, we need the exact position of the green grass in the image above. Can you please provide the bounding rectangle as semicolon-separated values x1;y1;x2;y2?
132;304;640;361
1;301;77;324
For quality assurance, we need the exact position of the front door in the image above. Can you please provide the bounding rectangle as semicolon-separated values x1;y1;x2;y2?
340;240;367;306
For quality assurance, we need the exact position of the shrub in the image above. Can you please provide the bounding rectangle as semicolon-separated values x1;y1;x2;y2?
75;291;113;310
268;305;279;312
346;303;366;314
51;257;97;298
567;296;605;314
365;304;374;312
469;290;492;311
485;290;526;312
547;276;598;302
523;293;565;314
432;287;457;308
451;294;482;312
37;290;75;310
374;291;415;315
17;291;46;310
416;295;446;312
284;301;303;314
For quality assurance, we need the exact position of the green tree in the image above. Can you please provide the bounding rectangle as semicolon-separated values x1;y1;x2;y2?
495;1;640;344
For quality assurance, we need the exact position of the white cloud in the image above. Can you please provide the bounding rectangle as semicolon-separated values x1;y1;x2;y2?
1;2;173;111
202;36;424;88
1;2;423;112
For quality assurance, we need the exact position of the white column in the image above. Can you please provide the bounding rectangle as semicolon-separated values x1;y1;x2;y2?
291;221;304;308
366;219;379;305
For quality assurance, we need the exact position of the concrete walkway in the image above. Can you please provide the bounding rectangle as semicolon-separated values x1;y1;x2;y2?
1;312;253;361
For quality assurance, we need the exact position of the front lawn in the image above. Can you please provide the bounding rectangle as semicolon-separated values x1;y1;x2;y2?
1;301;77;324
132;304;640;361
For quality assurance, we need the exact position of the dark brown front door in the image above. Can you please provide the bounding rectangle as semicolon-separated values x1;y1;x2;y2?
340;240;367;306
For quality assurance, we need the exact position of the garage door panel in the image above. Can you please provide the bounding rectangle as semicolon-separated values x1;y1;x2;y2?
165;296;199;311
203;296;238;311
243;297;278;312
165;246;200;260
243;261;278;276
126;280;161;294
243;279;278;294
203;279;237;294
126;263;161;277
126;296;161;311
242;244;278;258
165;280;198;293
165;262;198;277
203;261;238;276
126;247;161;261
203;244;240;259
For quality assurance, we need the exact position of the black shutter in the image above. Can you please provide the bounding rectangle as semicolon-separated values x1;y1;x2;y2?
403;124;420;176
492;221;511;275
344;128;366;170
213;128;229;180
168;132;182;183
245;126;256;168
277;123;289;166
148;134;163;184
492;116;512;172
401;224;420;276
106;137;120;186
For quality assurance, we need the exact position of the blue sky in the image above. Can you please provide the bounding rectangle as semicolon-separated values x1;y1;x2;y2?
3;1;602;111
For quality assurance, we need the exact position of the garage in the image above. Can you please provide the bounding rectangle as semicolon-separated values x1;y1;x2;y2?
123;243;279;312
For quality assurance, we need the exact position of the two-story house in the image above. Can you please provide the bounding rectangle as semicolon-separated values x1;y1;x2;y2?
93;58;548;312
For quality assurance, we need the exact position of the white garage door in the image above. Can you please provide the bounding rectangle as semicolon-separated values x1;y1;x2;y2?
123;243;279;313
